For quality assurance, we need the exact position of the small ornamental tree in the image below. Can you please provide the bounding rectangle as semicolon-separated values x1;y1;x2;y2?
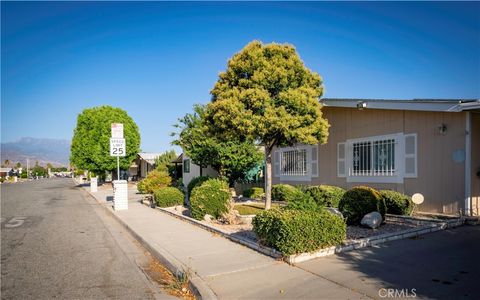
173;105;263;186
70;106;140;175
206;41;329;209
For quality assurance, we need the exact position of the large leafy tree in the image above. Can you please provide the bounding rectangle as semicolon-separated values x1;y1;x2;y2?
206;41;329;209
70;106;141;174
173;104;263;186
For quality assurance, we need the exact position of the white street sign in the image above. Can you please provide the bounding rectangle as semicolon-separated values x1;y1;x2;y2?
111;123;124;139
110;138;126;157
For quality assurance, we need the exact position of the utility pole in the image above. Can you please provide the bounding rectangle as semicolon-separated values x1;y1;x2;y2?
27;158;29;178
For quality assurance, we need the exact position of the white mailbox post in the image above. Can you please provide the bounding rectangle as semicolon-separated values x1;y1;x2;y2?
90;177;98;193
113;180;128;210
110;123;128;210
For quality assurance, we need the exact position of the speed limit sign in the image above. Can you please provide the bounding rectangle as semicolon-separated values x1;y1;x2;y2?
110;138;126;157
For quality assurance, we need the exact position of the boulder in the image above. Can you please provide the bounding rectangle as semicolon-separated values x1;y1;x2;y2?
325;207;343;219
203;214;213;222
361;212;383;229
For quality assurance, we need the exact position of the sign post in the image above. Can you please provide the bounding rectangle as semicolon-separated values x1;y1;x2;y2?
110;137;126;179
110;123;128;210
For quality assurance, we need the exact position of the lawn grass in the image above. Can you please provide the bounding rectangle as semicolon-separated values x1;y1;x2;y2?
234;203;280;215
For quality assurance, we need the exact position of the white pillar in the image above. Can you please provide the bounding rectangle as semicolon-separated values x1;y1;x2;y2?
465;112;472;216
90;177;98;193
113;180;128;210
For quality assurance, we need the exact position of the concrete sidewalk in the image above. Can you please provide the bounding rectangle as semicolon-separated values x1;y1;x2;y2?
82;182;365;299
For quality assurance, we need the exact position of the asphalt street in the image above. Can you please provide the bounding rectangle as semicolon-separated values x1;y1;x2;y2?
1;178;172;299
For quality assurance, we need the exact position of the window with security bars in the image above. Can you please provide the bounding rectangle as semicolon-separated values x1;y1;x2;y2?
281;149;307;176
352;139;395;176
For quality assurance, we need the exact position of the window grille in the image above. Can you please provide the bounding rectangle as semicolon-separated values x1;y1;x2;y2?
281;149;307;176
351;139;395;176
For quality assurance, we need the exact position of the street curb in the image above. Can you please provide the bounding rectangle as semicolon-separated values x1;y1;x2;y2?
75;180;218;300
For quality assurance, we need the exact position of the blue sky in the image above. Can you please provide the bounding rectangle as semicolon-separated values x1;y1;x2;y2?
2;1;479;152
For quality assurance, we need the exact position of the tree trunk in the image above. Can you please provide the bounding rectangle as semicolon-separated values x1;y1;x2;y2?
264;151;272;210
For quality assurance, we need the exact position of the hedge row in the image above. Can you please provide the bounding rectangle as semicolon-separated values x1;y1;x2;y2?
243;187;264;199
252;208;346;255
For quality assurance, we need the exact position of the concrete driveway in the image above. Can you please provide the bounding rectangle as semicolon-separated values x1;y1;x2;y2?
296;225;480;299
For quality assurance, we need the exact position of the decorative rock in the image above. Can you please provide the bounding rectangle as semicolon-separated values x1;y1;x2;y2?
361;212;383;229
325;207;343;218
203;214;213;222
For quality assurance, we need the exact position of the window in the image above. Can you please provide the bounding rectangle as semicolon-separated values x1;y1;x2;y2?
281;149;307;176
352;139;395;176
338;132;409;184
274;145;318;181
183;159;190;173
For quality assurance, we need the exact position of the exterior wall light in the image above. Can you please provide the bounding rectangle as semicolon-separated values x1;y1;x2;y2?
438;123;447;134
357;101;367;110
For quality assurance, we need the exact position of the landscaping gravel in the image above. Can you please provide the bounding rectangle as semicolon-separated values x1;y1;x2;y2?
162;205;420;244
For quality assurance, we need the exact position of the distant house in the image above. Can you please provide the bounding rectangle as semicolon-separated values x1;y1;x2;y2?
181;154;218;187
273;98;480;216
133;152;162;180
0;168;14;178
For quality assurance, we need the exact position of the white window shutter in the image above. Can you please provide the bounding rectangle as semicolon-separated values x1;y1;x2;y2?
274;151;280;177
311;145;318;177
337;142;346;178
404;134;417;178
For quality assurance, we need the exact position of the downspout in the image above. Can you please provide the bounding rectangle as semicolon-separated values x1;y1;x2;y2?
465;111;472;216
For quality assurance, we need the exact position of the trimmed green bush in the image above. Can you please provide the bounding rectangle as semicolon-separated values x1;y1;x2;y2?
190;179;230;220
380;190;414;215
137;170;172;194
305;185;346;208
243;187;265;199
284;191;320;212
271;184;302;202
187;176;210;196
252;208;346;255
154;187;184;208
338;186;386;225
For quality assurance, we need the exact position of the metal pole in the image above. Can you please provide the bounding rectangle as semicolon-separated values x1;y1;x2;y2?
117;155;120;181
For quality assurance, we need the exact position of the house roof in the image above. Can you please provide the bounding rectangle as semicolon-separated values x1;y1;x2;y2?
320;98;480;112
138;152;162;164
171;153;183;164
0;168;13;173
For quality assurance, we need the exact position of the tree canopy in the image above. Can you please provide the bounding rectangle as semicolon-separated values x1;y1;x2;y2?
70;106;141;173
205;40;329;208
173;104;263;186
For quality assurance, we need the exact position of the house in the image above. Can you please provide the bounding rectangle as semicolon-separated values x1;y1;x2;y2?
133;152;162;180
273;98;480;216
0;167;14;178
182;154;218;187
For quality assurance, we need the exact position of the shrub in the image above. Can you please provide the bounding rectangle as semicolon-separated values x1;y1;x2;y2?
338;186;386;225
271;184;302;202
190;179;230;220
187;176;210;196
305;185;346;208
380;190;414;215
284;191;320;212
243;187;265;199
137;170;172;194
252;208;346;255
154;187;184;208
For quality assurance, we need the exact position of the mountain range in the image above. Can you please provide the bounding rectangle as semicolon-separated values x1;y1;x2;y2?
1;137;71;167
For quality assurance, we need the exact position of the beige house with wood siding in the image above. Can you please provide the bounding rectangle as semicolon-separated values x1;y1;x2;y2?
273;99;480;216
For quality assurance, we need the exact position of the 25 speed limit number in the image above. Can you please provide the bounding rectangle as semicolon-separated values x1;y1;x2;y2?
110;138;126;157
